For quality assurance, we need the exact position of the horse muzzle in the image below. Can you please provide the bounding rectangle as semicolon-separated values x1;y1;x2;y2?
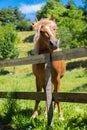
48;39;58;50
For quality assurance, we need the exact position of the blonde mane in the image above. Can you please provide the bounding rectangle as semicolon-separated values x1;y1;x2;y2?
33;18;57;44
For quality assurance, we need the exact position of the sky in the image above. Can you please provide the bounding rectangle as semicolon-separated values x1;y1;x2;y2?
0;0;84;21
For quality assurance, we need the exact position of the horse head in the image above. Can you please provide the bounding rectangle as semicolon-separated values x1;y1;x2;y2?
32;16;58;51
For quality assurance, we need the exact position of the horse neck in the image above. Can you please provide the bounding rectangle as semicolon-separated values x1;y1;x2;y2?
34;34;52;54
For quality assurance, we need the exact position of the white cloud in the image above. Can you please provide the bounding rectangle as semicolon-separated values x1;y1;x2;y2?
19;3;44;14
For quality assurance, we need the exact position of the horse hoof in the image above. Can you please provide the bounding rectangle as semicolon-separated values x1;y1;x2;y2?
32;111;38;118
44;111;47;117
54;108;57;113
59;116;64;121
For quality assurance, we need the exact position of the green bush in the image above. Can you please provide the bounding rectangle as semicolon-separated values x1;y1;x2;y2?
0;23;19;60
16;20;32;31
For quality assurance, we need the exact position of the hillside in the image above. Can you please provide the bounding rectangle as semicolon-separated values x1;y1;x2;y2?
0;31;35;75
0;31;87;130
17;31;35;58
2;31;86;75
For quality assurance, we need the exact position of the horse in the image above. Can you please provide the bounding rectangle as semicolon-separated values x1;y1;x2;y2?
32;16;66;120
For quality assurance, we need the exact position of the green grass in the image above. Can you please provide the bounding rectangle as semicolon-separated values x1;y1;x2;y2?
0;31;87;130
17;31;34;58
0;69;87;130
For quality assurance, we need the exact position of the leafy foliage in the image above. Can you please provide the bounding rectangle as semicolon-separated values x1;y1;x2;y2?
0;7;32;31
0;8;23;24
0;23;19;60
16;19;32;31
36;0;87;49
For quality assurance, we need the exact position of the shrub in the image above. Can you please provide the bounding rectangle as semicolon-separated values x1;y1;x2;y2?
0;23;19;60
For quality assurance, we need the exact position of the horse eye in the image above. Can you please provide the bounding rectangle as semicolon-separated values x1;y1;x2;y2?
40;30;43;33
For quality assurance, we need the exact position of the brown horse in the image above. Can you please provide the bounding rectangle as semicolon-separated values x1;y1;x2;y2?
32;16;66;120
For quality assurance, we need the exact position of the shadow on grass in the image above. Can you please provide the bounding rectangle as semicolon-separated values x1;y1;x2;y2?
27;49;35;56
23;34;34;43
0;70;10;75
0;95;18;129
26;72;33;77
0;104;34;129
70;83;87;92
0;109;33;130
0;92;47;130
66;115;87;130
0;103;52;130
67;59;87;70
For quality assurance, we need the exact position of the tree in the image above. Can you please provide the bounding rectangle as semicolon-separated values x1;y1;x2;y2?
16;19;32;31
0;8;23;24
83;0;87;9
0;23;19;60
0;7;32;31
65;1;86;48
36;0;86;49
37;0;66;20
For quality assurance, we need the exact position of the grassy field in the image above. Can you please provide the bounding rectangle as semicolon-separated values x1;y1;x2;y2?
17;31;34;58
0;31;87;130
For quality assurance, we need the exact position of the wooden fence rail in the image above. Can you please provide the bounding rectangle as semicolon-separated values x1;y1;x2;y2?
0;46;87;67
0;92;87;103
0;46;87;126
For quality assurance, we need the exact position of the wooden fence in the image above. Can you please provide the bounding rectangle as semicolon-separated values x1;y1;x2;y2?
0;46;87;125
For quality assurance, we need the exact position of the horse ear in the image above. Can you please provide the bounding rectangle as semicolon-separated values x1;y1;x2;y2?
50;15;55;21
32;18;38;27
32;22;35;27
35;18;38;22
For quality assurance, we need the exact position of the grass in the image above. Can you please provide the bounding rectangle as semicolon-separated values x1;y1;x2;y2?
0;69;87;130
17;31;34;58
0;31;87;130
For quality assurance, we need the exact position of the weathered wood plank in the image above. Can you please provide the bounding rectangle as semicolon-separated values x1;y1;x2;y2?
52;46;87;61
0;54;47;67
45;54;53;126
0;47;87;67
0;92;46;100
53;92;87;103
0;92;87;103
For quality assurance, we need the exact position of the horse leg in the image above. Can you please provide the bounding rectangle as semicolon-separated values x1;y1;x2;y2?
53;82;58;113
53;74;64;120
43;86;48;117
32;101;40;118
32;68;46;118
32;76;43;118
56;74;64;120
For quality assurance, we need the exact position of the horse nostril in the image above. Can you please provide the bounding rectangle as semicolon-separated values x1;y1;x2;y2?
49;41;53;46
49;39;58;50
40;31;43;33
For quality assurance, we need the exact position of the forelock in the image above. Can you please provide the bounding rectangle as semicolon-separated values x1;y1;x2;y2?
33;18;56;31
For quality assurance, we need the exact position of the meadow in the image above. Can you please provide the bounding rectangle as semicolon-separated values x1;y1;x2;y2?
0;31;87;130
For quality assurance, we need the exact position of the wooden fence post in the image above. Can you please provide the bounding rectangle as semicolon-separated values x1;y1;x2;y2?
45;54;53;126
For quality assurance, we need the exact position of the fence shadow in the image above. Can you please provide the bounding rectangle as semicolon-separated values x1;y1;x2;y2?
0;107;46;130
67;59;87;70
0;108;33;130
0;93;45;130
